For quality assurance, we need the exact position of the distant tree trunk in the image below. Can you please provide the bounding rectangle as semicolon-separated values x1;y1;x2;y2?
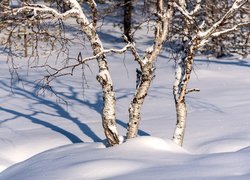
124;0;132;42
23;21;28;57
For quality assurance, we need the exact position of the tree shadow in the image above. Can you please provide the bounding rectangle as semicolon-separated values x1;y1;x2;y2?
53;80;151;137
0;80;102;143
98;31;124;46
116;119;150;136
186;96;224;113
0;107;83;143
195;58;250;68
0;78;150;144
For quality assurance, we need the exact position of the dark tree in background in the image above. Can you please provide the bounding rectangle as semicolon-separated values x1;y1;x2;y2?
124;0;133;41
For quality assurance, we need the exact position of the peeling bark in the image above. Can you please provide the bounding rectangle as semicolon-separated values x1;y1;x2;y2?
61;0;121;146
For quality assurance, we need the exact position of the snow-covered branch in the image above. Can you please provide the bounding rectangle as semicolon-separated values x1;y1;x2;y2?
7;0;92;29
189;0;202;16
147;1;174;63
123;34;142;64
104;44;134;55
198;0;248;39
13;3;74;20
211;22;250;37
173;2;193;20
173;0;202;20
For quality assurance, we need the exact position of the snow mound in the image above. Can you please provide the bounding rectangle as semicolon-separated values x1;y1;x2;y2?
196;138;250;154
0;137;187;180
119;136;188;153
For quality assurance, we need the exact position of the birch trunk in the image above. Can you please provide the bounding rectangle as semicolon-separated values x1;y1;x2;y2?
172;42;195;146
82;29;120;146
96;54;120;146
127;0;174;138
127;64;154;138
173;101;187;146
66;0;120;145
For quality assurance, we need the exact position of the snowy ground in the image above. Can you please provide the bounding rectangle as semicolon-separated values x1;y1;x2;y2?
0;21;250;179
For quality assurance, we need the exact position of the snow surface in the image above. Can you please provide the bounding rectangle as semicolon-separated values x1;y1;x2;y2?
0;20;250;179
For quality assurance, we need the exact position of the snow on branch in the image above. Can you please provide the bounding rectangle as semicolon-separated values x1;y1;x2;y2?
172;0;202;19
197;0;248;39
122;34;143;64
211;22;250;37
189;0;202;16
14;3;75;20
145;1;174;64
86;0;97;28
173;2;193;20
7;0;92;28
157;0;164;15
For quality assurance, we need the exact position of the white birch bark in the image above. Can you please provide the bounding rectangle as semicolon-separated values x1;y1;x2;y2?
172;42;195;146
127;0;174;138
127;63;155;138
173;101;187;146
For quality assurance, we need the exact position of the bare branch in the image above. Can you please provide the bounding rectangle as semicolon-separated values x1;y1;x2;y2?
186;88;200;94
34;44;133;86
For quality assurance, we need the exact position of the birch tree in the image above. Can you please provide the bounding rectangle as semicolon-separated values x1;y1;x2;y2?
126;0;174;138
1;0;248;148
0;0;133;146
172;0;249;146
